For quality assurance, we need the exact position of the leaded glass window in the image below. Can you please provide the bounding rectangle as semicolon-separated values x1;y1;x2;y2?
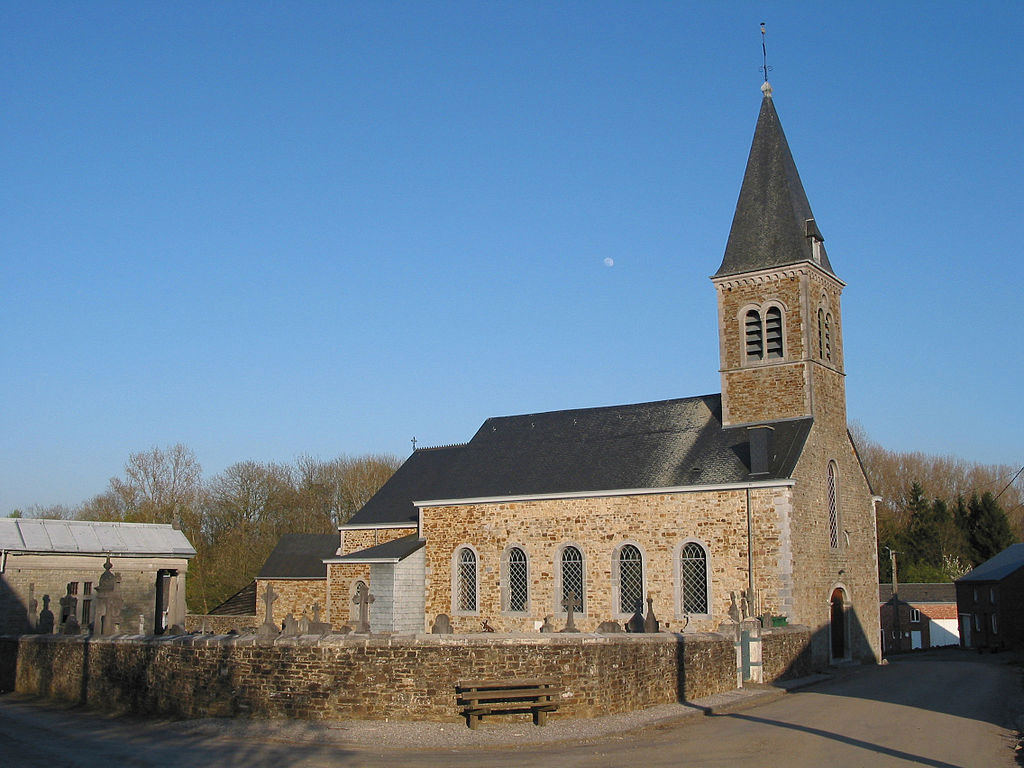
560;546;584;613
618;544;644;614
505;547;528;613
680;542;708;614
456;547;477;612
827;462;839;549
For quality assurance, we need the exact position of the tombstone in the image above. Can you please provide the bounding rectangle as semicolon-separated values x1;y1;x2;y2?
643;596;660;633
352;581;375;634
560;591;581;633
626;608;645;633
37;595;55;634
597;620;623;634
306;603;332;635
727;591;742;624
92;558;124;636
167;623;186;635
282;613;300;637
431;614;452;634
62;615;81;635
59;583;78;632
740;590;754;620
539;615;556;633
298;610;311;634
256;584;281;639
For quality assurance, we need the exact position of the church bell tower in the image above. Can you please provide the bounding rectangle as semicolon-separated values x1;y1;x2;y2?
712;83;847;429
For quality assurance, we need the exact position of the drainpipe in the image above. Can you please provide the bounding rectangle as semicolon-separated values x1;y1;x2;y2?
746;489;755;616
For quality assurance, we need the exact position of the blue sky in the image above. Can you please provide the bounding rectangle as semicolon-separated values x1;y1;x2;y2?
2;2;1022;514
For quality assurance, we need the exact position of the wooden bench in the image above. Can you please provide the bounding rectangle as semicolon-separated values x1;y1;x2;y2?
456;678;560;729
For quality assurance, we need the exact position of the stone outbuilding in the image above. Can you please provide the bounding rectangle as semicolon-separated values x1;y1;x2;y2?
0;518;195;635
273;83;883;667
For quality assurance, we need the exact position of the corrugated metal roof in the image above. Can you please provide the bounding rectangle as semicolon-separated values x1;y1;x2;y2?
0;518;196;557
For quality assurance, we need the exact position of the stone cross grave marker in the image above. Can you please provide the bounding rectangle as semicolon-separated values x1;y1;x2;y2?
312;603;322;624
353;581;375;633
561;591;581;633
643;595;660;633
255;584;281;639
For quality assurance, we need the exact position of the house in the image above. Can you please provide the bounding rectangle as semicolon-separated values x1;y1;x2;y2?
268;82;883;666
879;583;959;654
0;518;195;635
956;543;1024;651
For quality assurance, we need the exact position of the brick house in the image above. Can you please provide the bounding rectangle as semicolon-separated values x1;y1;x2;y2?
267;83;883;666
956;544;1024;651
878;583;958;654
0;518;195;635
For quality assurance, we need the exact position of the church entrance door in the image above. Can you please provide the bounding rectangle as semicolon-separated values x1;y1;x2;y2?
830;588;846;660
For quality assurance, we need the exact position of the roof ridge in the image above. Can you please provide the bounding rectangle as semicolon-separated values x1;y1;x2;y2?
483;393;721;424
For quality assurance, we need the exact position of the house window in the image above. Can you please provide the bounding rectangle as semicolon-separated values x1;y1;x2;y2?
745;309;763;360
765;306;783;359
680;542;709;614
559;545;585;614
910;608;921;623
992;614;998;634
81;582;93;627
455;547;478;613
990;587;997;605
827;461;840;548
617;544;644;615
503;547;529;613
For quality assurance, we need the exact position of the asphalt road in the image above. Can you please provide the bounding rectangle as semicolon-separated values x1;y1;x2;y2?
1;652;1021;767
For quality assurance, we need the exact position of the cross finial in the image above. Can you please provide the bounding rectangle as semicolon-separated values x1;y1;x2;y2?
760;22;773;95
411;436;417;451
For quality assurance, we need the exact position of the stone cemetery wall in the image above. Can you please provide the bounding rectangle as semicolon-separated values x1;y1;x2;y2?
0;626;814;721
760;625;815;681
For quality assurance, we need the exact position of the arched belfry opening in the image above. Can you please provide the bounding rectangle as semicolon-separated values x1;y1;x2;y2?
830;587;847;661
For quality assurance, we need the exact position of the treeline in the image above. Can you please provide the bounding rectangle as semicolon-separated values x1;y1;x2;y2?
851;425;1021;583
11;445;400;612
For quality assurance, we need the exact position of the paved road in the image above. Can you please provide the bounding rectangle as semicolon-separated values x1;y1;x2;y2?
1;653;1020;767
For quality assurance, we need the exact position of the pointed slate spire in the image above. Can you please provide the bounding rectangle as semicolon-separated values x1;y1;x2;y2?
715;85;834;278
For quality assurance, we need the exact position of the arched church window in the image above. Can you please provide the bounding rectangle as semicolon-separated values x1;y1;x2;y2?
617;544;644;614
827;461;840;549
745;309;763;360
765;306;783;359
559;545;585;614
504;547;529;613
456;547;478;612
680;542;709;614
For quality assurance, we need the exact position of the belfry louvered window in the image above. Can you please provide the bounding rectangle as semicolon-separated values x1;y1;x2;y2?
560;546;585;613
827;461;840;549
456;547;477;612
765;306;783;359
824;313;833;361
617;544;644;614
745;310;763;360
818;308;826;358
680;542;709;614
505;547;528;613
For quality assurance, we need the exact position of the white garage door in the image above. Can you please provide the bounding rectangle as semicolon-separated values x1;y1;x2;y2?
929;618;960;647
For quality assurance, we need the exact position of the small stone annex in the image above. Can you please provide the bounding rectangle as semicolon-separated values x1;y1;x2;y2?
262;82;883;667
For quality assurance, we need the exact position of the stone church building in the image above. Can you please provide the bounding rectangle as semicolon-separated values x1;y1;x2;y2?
266;83;881;666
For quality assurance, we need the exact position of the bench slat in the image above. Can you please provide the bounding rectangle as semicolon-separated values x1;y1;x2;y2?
460;690;560;703
458;678;557;690
465;702;559;713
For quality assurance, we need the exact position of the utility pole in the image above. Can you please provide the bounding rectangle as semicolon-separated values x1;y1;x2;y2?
885;547;901;652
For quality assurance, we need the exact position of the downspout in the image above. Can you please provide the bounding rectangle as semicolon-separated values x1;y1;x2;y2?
746;489;755;616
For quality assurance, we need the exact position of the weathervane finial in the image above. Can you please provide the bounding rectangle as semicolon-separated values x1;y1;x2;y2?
760;22;773;94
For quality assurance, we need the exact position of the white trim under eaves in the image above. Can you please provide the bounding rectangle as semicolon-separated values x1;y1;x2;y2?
414;479;795;508
338;522;418;530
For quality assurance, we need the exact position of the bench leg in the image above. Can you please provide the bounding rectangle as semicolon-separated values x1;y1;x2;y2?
467;713;479;730
534;708;547;727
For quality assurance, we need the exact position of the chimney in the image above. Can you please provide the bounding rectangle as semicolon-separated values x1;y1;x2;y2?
747;425;775;476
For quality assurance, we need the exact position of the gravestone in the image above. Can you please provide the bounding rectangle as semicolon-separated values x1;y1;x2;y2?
560;591;581;633
727;591;742;623
626;608;644;633
298;610;310;634
92;558;123;636
255;584;281;639
59;583;78;633
352;581;374;633
282;613;300;636
597;620;623;633
539;615;556;633
37;595;54;634
307;603;331;635
643;596;659;633
431;614;452;634
167;623;186;635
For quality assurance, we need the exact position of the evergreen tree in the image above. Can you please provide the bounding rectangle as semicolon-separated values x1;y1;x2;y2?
968;492;1014;563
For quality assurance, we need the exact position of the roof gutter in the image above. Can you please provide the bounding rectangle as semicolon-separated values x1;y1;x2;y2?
413;478;795;508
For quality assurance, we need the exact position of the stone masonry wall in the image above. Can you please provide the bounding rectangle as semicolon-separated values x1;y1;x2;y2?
0;627;814;720
255;579;326;626
185;614;257;634
326;563;370;628
420;487;791;635
341;527;417;555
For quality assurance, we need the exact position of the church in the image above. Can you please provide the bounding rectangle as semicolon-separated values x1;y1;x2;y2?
260;82;881;666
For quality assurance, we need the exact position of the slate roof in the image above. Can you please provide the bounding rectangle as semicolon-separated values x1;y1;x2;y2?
256;533;339;579
0;518;195;557
347;394;812;526
329;534;425;563
957;544;1024;583
879;583;956;604
209;581;257;616
715;90;835;278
